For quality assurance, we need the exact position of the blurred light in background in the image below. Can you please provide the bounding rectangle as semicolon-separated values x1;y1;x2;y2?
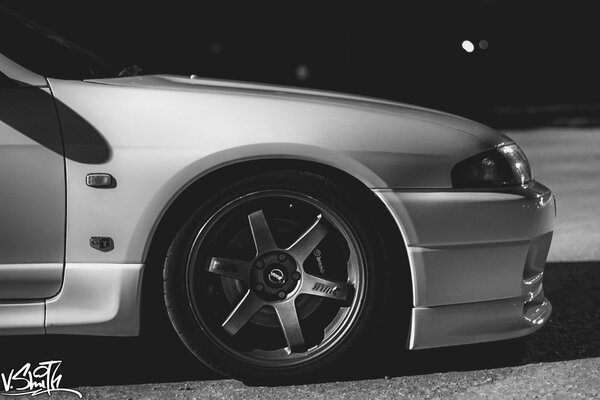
296;64;309;81
462;40;475;53
479;40;489;50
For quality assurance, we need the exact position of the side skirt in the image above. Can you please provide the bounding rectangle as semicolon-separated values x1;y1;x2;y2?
0;263;144;336
46;263;144;336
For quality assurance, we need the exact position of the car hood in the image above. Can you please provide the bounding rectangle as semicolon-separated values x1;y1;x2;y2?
85;74;509;145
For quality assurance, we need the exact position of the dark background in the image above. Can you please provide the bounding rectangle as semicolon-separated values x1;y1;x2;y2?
2;0;599;127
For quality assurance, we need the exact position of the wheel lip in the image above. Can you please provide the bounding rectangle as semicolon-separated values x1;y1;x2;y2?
185;189;369;368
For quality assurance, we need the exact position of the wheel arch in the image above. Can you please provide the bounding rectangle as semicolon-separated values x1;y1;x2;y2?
141;158;413;342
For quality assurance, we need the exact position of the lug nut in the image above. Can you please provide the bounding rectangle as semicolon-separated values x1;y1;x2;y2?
256;284;264;291
292;271;301;280
278;254;286;262
277;291;286;299
256;260;264;269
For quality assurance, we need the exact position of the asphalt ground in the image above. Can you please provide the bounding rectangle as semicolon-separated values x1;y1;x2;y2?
1;127;598;399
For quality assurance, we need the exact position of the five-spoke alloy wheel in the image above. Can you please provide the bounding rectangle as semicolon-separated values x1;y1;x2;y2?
164;171;389;381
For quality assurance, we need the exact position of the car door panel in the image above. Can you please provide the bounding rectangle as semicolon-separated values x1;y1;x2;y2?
0;75;65;299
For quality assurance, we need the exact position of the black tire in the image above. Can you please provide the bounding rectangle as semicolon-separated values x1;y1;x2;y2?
163;170;394;382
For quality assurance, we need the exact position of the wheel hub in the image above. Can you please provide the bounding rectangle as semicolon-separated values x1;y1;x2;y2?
251;251;300;300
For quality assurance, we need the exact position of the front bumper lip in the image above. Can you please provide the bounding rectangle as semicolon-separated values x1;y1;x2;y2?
409;293;552;349
374;181;555;349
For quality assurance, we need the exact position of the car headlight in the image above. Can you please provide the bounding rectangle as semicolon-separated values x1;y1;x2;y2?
451;143;533;188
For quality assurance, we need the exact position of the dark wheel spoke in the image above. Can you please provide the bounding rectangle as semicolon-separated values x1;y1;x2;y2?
208;257;250;282
301;273;352;301
222;291;265;336
288;214;327;263
274;301;306;351
248;210;278;255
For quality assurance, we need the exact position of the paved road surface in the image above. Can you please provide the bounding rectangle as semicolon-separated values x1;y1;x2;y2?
507;127;600;262
1;127;598;399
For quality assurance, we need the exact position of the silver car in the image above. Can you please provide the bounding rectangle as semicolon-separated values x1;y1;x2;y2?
0;6;554;381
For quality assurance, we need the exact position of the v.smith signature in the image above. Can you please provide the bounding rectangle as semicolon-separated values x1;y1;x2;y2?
1;360;82;398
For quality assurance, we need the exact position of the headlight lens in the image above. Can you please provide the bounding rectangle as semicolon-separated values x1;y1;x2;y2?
451;143;532;188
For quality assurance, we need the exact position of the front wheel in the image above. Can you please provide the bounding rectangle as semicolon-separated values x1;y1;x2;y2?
163;171;391;381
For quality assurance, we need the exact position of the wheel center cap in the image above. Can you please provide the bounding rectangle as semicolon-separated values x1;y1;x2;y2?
267;268;286;286
251;251;300;300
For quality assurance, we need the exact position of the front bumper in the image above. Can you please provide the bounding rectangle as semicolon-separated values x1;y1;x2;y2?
374;181;555;349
